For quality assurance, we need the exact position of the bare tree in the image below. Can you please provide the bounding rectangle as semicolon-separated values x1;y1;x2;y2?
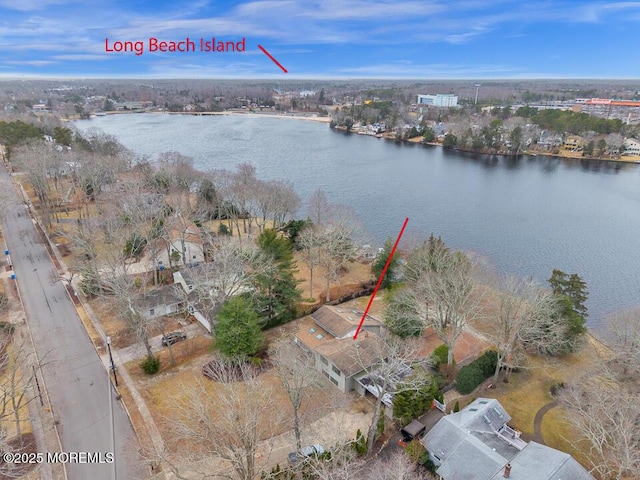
403;241;483;366
0;334;43;439
602;308;640;377
307;188;330;226
12;141;57;226
318;209;363;302
175;239;266;333
157;151;199;212
269;336;319;453
561;370;640;479
300;442;422;480
169;359;278;480
560;309;640;479
351;332;426;452
298;224;323;299
485;275;557;383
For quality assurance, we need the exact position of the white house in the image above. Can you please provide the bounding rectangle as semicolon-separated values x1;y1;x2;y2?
421;398;595;480
622;138;640;157
155;223;205;267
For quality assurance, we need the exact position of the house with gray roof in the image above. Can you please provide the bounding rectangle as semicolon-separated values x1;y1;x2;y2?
421;398;594;480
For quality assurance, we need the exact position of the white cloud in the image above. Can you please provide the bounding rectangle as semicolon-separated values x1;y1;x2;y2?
6;60;56;66
0;0;77;12
53;54;115;61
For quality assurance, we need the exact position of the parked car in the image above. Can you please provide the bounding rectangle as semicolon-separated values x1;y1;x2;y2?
287;444;325;464
161;331;187;346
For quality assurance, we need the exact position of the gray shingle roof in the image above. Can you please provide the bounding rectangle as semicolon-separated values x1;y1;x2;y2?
490;442;595;480
421;398;595;480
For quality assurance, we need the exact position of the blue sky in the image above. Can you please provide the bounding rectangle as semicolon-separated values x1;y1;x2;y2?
0;0;639;79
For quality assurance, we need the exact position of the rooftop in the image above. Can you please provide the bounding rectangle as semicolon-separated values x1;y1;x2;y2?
311;305;382;339
314;331;381;378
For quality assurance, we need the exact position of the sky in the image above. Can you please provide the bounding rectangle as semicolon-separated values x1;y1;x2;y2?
0;0;639;79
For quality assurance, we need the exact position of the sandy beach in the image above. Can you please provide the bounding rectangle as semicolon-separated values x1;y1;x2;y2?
151;109;333;123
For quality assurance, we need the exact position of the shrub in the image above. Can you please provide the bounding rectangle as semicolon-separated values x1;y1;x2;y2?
430;344;449;369
393;378;440;426
456;365;485;394
352;429;367;456
455;349;498;394
405;440;428;464
140;355;160;374
476;349;498;377
218;224;230;235
250;356;263;368
376;410;385;440
453;400;460;413
550;382;565;397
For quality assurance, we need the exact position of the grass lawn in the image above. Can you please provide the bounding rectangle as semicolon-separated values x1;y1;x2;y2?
477;336;600;468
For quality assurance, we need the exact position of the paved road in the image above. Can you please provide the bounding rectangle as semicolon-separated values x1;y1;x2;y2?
1;170;146;479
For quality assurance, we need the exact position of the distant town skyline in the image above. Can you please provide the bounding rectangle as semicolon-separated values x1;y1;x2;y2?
1;0;639;79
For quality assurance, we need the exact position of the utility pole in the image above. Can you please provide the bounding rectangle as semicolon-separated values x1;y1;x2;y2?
106;336;118;386
106;336;118;479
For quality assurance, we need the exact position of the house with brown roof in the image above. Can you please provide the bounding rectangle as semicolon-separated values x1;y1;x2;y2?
294;305;384;393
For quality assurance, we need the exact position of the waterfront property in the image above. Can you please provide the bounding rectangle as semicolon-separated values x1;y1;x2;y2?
75;114;640;327
294;305;384;393
622;137;640;156
422;398;595;480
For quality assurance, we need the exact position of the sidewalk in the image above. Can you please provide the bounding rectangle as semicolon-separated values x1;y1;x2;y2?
13;187;168;479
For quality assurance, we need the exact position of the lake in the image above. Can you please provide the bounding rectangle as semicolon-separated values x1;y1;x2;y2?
75;113;640;329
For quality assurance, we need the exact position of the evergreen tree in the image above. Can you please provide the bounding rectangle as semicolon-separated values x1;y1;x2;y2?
548;269;588;318
442;133;458;149
533;269;589;354
215;296;263;359
422;127;436;142
255;229;301;327
371;236;399;289
384;289;424;338
392;378;439;426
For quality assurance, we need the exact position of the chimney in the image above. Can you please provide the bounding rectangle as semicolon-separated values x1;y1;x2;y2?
503;463;512;478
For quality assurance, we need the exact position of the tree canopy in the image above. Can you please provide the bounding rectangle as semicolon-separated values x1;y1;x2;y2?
371;236;399;289
215;296;263;359
254;229;301;327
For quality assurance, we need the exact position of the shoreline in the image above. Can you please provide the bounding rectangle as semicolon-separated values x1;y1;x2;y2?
331;126;640;165
98;109;332;124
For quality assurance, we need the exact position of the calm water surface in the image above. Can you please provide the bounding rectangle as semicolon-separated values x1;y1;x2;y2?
76;114;640;328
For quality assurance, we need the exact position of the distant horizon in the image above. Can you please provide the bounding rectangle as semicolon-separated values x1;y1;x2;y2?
1;1;639;79
0;75;639;83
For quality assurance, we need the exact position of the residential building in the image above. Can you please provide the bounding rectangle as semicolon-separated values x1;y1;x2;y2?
134;284;188;320
563;135;584;151
155;222;205;267
421;398;595;480
622;137;640;156
417;94;458;107
294;305;384;393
